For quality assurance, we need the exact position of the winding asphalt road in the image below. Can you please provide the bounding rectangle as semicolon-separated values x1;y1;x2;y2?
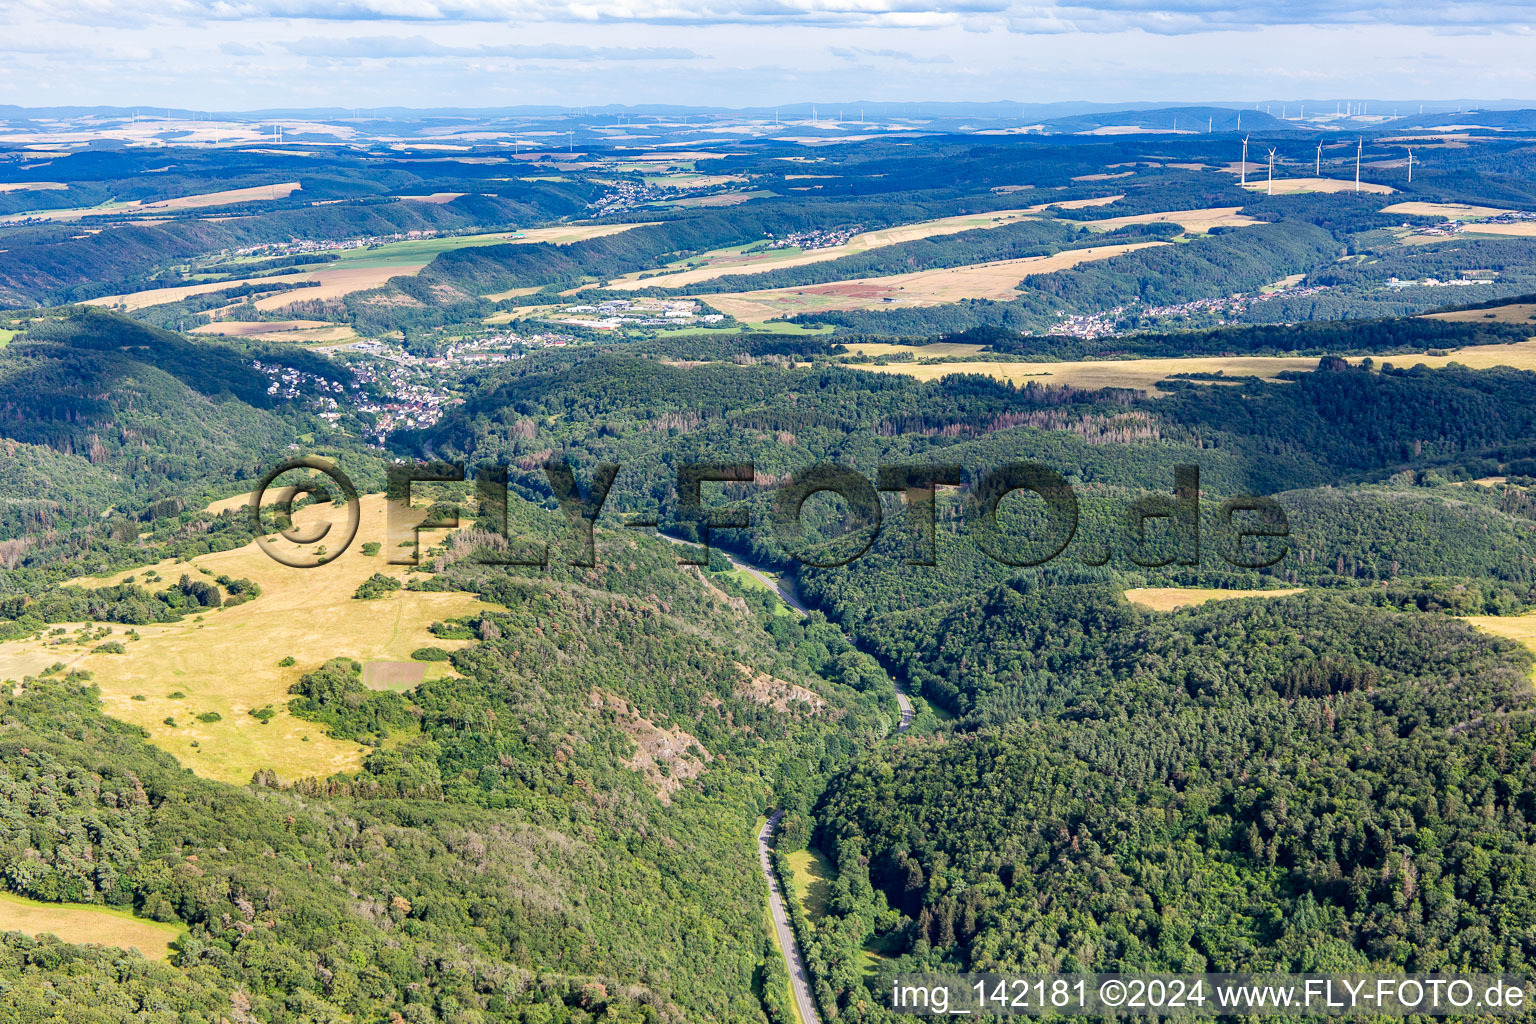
656;531;808;615
656;528;911;1024
759;811;824;1024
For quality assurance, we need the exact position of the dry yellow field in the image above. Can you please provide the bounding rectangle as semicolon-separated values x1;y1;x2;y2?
188;320;358;343
842;341;987;358
703;242;1165;323
398;192;468;203
1466;613;1536;678
0;892;181;960
0;182;301;224
1241;177;1396;195
0;181;65;192
1459;222;1536;238
87;265;421;313
88;223;647;312
850;338;1536;393
0;496;490;784
252;265;430;310
607;208;1050;290
1381;201;1513;220
1422;303;1536;325
508;222;659;245
1076;206;1261;234
204;486;300;515
193;319;335;336
1126;587;1304;611
142;182;301;211
607;202;1119;291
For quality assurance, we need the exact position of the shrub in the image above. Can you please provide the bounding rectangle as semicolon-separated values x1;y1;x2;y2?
362;542;382;556
196;711;222;723
278;656;296;667
93;641;126;654
353;573;402;600
411;646;450;662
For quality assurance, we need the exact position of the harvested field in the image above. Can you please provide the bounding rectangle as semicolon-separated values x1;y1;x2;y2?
702;242;1164;322
87;275;314;311
1465;612;1536;679
1076;205;1261;234
143;182;301;211
0;181;65;192
0;182;301;223
606;208;1052;290
397;192;467;203
1381;201;1513;219
1126;587;1304;611
1421;303;1536;325
850;338;1536;393
1459;222;1536;238
842;341;987;358
252;265;427;309
192;319;332;336
0;893;181;960
1241;177;1396;195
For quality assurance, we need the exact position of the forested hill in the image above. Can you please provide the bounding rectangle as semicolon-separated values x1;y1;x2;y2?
0;500;893;1022
0;310;358;537
803;584;1536;1019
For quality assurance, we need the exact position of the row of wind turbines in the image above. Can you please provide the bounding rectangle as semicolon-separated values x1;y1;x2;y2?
1239;136;1414;194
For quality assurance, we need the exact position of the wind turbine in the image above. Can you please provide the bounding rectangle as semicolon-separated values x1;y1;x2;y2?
1316;140;1322;176
1355;138;1363;193
1267;148;1276;195
1241;135;1250;186
1406;147;1415;184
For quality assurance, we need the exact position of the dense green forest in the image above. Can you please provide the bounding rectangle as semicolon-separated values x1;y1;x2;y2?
5;115;1536;1022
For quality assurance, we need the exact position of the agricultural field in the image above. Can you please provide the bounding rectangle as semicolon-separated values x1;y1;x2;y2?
1241;177;1396;195
1075;205;1262;234
1460;222;1536;238
702;242;1164;322
783;847;836;921
852;339;1536;393
0;181;301;223
0;495;490;784
840;341;987;358
1465;611;1536;676
605;207;1064;290
0;181;65;193
1422;302;1536;324
191;319;358;343
1380;201;1514;219
0;893;181;960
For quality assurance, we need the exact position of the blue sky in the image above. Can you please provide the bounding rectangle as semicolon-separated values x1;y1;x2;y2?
2;0;1534;108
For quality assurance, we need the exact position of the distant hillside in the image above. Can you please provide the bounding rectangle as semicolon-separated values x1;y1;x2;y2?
0;309;337;532
1041;105;1292;135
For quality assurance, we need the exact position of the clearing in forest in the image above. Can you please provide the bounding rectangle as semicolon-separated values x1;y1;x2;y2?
1421;303;1536;325
853;338;1536;393
1126;587;1304;611
1074;206;1262;234
0;892;181;960
1240;177;1395;195
0;496;489;784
